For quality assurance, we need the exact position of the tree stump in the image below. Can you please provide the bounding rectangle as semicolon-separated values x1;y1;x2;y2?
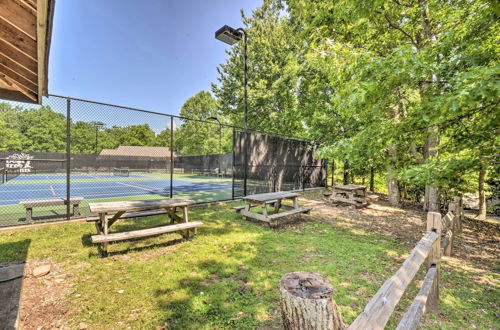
279;272;345;330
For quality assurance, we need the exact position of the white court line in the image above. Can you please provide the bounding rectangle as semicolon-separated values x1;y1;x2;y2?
1;184;130;193
115;181;160;192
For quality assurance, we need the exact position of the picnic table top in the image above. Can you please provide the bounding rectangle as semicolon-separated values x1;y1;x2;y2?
89;198;195;213
243;191;299;202
334;184;367;191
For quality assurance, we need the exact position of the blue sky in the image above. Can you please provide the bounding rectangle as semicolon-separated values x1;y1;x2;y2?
48;0;262;116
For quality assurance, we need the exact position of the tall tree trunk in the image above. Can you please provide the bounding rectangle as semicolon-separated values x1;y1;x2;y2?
478;167;487;219
387;146;400;206
343;161;349;185
424;126;440;212
369;167;375;192
388;167;400;206
419;0;440;212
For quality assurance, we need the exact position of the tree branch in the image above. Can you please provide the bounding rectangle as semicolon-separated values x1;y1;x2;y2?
383;14;419;48
392;0;414;8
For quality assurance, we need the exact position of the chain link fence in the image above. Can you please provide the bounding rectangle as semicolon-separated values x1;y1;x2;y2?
0;95;326;227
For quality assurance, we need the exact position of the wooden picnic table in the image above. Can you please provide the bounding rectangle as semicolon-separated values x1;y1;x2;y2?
89;198;202;256
235;191;311;226
329;184;369;206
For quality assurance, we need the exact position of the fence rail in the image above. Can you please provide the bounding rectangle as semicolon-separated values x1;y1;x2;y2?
278;197;464;330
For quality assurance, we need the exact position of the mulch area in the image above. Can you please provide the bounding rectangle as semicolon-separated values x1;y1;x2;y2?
300;193;500;271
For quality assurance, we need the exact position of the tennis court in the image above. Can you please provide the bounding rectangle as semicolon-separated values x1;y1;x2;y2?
0;172;232;206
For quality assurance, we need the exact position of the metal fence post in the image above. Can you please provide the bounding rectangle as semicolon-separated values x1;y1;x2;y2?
244;131;248;196
66;97;71;219
325;160;328;189
170;116;174;198
331;159;335;188
232;128;235;200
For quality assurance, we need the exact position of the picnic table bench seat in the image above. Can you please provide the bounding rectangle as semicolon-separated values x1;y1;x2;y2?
20;197;84;223
232;199;278;212
235;191;312;226
88;198;201;256
91;221;203;243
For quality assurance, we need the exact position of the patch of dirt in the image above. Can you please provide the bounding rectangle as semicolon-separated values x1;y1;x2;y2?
15;259;75;329
300;193;500;272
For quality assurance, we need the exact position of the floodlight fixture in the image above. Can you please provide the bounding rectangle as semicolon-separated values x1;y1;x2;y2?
215;25;243;45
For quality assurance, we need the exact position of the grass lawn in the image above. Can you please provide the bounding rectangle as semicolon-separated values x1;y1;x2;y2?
0;191;498;329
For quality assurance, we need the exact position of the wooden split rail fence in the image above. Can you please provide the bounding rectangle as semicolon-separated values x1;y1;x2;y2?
278;197;464;330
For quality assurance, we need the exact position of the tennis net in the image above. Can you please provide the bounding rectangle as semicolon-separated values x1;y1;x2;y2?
113;167;130;177
5;168;21;182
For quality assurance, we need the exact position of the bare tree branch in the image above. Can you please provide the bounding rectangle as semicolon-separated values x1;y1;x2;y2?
383;14;420;48
392;0;414;8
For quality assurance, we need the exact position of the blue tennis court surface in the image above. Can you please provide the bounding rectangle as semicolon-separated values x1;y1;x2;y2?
0;174;232;205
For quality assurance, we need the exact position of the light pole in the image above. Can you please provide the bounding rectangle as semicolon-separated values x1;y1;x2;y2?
94;122;104;154
215;24;248;195
207;116;222;175
207;116;222;155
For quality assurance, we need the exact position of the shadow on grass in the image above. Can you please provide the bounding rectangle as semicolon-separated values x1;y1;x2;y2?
148;213;395;329
0;239;30;328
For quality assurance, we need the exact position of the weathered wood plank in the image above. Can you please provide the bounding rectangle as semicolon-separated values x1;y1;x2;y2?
91;221;203;243
36;0;51;102
425;212;442;313
0;38;37;73
442;213;453;231
330;196;364;206
165;207;183;223
0;62;37;93
243;192;299;203
0;16;36;57
0;0;37;39
239;209;271;223
0;51;37;83
86;210;168;222
0;71;37;102
443;229;453;256
348;231;439;330
89;198;195;213
232;200;278;212
268;207;311;220
20;197;84;207
396;266;437;330
333;184;366;191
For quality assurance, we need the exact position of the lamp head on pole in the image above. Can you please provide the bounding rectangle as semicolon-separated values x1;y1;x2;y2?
215;25;243;45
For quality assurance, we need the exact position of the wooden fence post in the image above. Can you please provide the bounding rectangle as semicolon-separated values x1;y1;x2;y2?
426;212;442;313
445;203;456;256
454;196;463;232
279;272;345;330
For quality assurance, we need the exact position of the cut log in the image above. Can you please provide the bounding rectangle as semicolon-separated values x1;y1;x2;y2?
279;272;345;330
